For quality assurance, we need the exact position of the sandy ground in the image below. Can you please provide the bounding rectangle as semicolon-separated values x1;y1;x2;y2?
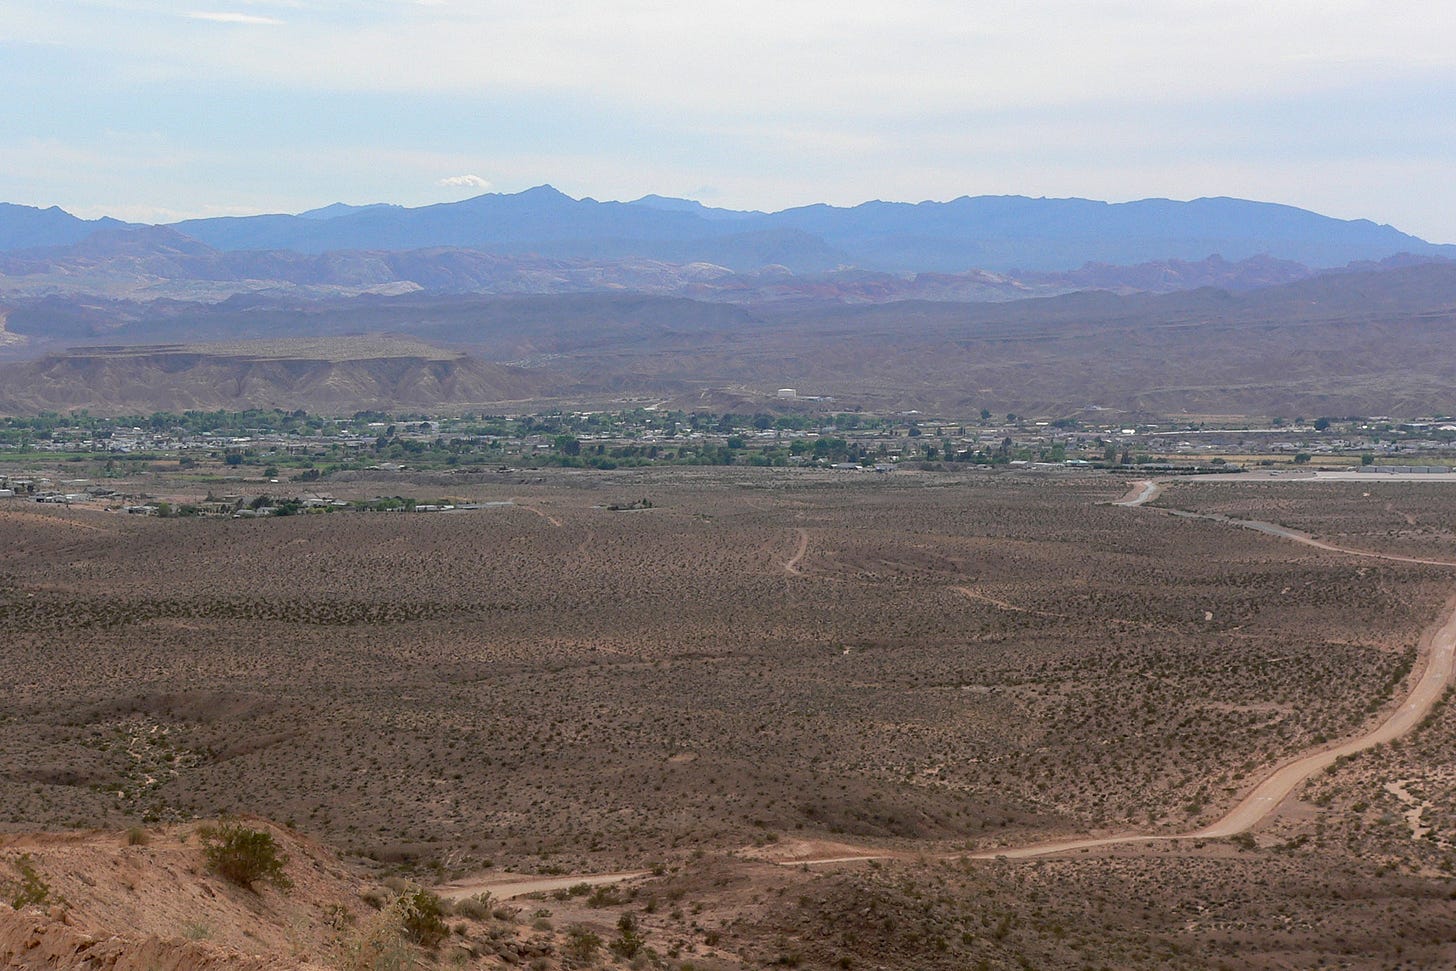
434;870;650;901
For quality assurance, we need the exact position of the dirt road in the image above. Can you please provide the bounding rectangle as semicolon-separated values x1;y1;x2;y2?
784;527;810;574
434;870;651;902
1168;510;1456;568
438;475;1456;885
959;481;1456;859
819;479;1456;862
1113;479;1161;506
1186;589;1456;838
963;589;1456;857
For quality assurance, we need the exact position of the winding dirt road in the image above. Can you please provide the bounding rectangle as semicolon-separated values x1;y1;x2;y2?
960;478;1456;859
1170;510;1456;568
438;476;1456;889
964;589;1456;858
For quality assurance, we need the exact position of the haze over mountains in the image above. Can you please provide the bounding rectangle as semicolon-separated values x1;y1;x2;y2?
2;186;1455;417
172;187;1456;271
3;186;1451;276
0;187;1450;310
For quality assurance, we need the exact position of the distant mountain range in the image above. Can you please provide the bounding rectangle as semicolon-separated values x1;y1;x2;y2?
5;186;1456;418
1;188;1450;278
169;187;1456;273
0;203;130;251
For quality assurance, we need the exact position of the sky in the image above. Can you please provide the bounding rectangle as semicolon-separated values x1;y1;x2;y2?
2;1;1454;241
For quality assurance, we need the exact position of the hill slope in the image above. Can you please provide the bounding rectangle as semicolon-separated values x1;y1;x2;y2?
0;227;1358;306
3;262;1456;416
0;339;548;415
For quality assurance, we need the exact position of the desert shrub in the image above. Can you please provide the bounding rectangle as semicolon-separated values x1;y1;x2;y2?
398;886;448;948
4;854;57;909
586;884;625;907
610;912;645;959
324;904;356;929
199;821;291;890
564;924;602;964
335;896;414;971
125;827;150;846
452;892;494;920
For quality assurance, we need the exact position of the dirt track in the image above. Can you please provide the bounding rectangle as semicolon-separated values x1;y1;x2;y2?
962;479;1456;859
1169;510;1456;568
435;870;651;902
784;527;810;574
438;475;1456;884
1114;479;1162;507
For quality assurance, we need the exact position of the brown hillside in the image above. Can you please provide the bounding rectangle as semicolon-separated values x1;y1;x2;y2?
0;819;616;971
3;262;1456;416
0;342;547;415
0;821;350;969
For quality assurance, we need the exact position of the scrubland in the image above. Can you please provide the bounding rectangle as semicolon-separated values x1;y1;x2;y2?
4;468;1456;968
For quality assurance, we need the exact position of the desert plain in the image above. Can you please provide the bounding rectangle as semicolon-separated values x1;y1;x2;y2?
3;464;1456;968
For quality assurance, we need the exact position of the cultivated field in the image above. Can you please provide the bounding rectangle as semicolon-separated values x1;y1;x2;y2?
4;468;1456;968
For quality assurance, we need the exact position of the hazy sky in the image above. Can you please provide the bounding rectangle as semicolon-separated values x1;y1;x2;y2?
3;1;1453;240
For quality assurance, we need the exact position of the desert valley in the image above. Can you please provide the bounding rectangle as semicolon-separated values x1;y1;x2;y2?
3;176;1456;971
6;435;1456;969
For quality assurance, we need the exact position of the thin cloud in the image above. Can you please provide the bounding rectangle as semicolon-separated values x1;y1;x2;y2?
188;12;285;25
438;174;490;189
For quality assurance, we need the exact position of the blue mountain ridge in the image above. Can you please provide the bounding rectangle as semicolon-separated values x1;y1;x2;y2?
0;203;132;251
1;188;1449;274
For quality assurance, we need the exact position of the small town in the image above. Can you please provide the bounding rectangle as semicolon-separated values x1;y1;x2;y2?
3;407;1455;514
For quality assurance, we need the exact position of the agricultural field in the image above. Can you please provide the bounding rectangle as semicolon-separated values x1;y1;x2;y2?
3;468;1456;968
